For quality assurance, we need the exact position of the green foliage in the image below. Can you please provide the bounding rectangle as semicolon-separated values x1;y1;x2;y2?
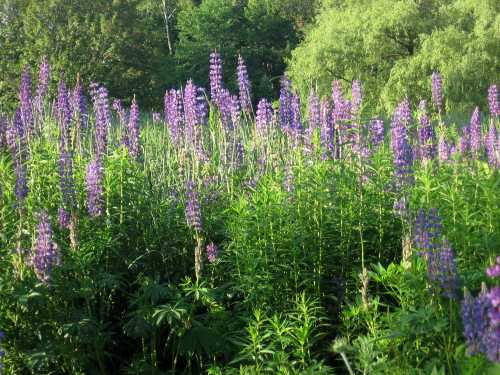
288;0;500;113
175;0;299;100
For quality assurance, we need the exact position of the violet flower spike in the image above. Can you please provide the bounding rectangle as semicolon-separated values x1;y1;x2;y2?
418;100;436;161
237;55;252;113
206;242;218;263
185;181;202;232
390;99;414;187
469;107;481;157
32;212;61;284
209;51;224;106
19;67;34;136
255;98;273;135
279;75;293;130
488;85;498;118
127;96;140;158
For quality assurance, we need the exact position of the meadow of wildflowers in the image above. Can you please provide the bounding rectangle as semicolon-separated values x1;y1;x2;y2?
0;54;499;374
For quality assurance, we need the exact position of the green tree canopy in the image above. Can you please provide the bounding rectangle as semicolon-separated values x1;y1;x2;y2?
175;0;299;101
288;0;500;113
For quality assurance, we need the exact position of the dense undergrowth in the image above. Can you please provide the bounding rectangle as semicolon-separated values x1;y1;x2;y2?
0;55;499;374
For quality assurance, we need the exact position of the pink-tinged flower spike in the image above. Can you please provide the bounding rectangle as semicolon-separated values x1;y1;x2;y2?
32;212;61;284
488;85;498;118
127;96;140;158
206;242;219;263
469;107;482;157
431;71;443;115
370;119;384;149
237;55;252;113
255;98;273;136
486;122;499;168
351;79;362;116
487;256;500;278
152;112;161;123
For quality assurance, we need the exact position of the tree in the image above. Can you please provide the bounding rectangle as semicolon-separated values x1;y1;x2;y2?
175;0;299;101
288;0;500;113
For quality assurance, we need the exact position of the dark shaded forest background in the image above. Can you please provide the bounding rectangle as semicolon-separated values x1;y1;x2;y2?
1;0;498;112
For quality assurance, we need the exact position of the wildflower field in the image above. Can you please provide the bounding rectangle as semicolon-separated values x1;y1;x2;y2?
0;53;499;374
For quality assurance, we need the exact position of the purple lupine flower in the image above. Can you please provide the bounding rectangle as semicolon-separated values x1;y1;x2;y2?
459;126;470;156
332;80;353;150
370;119;384;149
58;207;70;229
32;212;61;284
393;196;408;218
57;77;72;147
86;158;103;217
290;94;302;135
235;142;244;167
71;75;88;130
206;242;218;263
218;88;233;128
391;99;414;187
429;239;458;298
255;98;273;135
418;100;436;161
308;90;320;130
237;55;251;112
152;112;161;123
413;208;442;252
196;87;208;126
462;290;490;355
0;115;6;150
185;180;202;231
184;81;199;142
127;96;140;158
230;94;240;128
34;56;50;118
14;159;28;204
279;75;293;130
414;209;457;298
486;123;498;167
165;89;183;143
470;107;482;156
438;135;449;162
486;287;500;362
320;98;334;157
57;78;75;211
431;72;443;114
59;150;74;206
351;80;362;116
209;51;223;105
90;84;111;158
19;67;33;136
488;85;498;118
487;257;500;278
